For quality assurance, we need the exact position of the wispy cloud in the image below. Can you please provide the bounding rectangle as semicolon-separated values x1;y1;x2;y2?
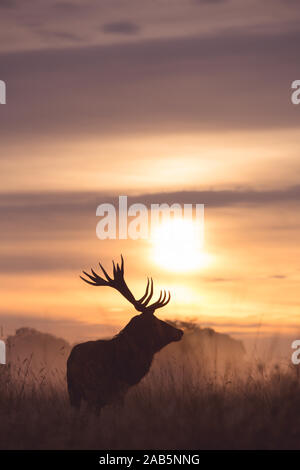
0;28;298;138
0;0;16;8
53;1;88;13
1;186;300;242
36;29;84;42
102;20;140;35
193;0;228;4
2;185;300;217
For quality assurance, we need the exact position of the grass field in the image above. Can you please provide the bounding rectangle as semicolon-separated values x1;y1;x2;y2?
0;354;299;450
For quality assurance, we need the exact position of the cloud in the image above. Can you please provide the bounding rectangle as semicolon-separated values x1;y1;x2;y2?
203;277;240;282
1;185;300;243
102;20;140;35
193;0;228;4
126;186;300;208
0;253;86;273
1;185;300;214
36;29;83;42
0;0;16;8
1;185;299;276
269;274;287;279
54;2;88;13
0;28;299;138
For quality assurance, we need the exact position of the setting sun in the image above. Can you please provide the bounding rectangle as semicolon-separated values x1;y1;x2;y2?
151;218;211;272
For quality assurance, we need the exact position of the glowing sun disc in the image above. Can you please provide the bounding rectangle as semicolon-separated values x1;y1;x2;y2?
151;218;210;272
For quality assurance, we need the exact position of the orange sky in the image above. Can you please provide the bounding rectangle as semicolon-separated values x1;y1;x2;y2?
0;1;300;355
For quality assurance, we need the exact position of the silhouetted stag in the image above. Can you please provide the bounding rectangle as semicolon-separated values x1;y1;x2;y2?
67;256;183;411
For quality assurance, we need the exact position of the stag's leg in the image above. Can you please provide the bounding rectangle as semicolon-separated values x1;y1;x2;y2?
87;401;103;416
83;388;105;415
68;380;82;409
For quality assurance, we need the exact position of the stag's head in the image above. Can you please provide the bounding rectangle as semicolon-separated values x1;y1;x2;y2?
80;256;183;352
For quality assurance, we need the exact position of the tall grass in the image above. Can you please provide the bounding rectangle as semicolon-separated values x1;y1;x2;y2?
0;355;300;450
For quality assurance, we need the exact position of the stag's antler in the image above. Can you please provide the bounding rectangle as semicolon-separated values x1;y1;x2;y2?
80;255;170;313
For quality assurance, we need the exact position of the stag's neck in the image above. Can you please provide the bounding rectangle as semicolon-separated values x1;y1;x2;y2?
115;332;156;360
113;333;155;386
